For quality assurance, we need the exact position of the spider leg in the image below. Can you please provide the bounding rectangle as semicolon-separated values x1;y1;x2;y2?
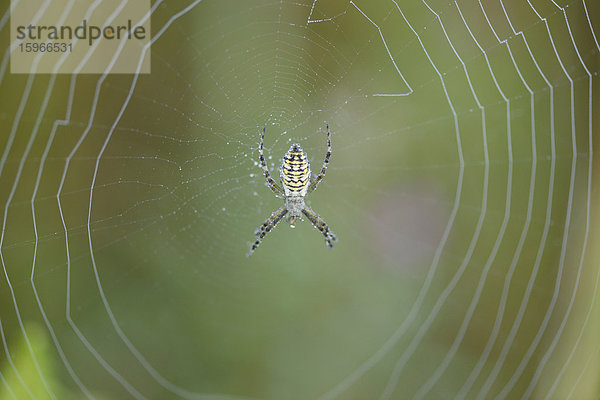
306;123;332;195
247;206;288;256
259;127;285;197
254;205;287;236
302;205;337;248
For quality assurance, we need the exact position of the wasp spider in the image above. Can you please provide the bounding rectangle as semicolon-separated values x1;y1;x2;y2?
247;124;337;256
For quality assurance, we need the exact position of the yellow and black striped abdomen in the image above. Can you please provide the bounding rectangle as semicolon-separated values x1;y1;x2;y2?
281;144;310;196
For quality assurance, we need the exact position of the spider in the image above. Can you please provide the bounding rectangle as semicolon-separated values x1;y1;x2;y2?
247;124;337;256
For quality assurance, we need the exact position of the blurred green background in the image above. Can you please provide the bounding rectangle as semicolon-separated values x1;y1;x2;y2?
0;0;599;399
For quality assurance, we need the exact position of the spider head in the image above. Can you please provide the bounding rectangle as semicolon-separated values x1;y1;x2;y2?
289;215;298;227
285;197;304;227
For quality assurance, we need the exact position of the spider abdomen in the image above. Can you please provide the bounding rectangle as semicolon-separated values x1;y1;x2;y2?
281;144;310;196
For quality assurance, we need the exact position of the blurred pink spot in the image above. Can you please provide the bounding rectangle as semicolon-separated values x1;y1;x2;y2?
368;183;449;272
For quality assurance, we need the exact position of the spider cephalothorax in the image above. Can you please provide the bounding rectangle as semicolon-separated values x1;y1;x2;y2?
247;124;337;256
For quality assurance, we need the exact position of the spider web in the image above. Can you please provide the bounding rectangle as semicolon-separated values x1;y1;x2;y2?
0;0;599;399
